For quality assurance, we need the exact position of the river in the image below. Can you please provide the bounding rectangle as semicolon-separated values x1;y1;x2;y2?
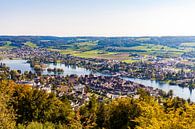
1;59;195;101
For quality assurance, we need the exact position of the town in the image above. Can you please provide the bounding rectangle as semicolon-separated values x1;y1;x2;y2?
0;60;167;108
1;46;195;88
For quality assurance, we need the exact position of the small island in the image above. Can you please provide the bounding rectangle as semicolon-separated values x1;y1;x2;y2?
47;67;64;73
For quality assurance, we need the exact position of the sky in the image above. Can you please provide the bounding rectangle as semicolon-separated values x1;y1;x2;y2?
0;0;195;36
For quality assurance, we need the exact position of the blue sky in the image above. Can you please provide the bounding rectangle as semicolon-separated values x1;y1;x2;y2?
0;0;195;36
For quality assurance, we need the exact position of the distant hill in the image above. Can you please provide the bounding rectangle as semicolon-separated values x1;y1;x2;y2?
1;36;195;49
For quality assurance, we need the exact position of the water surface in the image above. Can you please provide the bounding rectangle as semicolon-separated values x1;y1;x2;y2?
1;59;194;101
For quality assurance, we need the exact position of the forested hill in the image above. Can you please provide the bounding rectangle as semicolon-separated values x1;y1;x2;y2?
1;36;195;48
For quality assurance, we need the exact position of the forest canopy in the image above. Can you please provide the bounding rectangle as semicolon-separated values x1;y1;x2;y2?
0;79;195;129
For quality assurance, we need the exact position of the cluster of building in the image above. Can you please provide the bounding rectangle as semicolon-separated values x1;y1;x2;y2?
16;74;164;108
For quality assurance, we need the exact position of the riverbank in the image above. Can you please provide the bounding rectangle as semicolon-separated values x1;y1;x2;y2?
1;59;195;101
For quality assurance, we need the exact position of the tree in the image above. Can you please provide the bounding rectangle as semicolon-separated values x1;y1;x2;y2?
0;80;16;129
167;90;174;98
11;86;75;125
0;95;16;129
79;95;99;128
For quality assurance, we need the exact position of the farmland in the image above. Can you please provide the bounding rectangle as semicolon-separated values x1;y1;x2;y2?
1;36;195;62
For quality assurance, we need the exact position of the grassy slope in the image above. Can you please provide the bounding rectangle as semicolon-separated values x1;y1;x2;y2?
24;42;37;48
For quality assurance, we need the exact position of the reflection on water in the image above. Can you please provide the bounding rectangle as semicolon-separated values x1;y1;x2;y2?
42;63;92;76
1;59;92;76
123;77;195;102
1;59;34;73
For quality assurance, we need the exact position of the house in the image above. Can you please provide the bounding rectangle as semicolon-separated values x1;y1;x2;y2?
16;81;34;86
74;84;85;94
42;86;52;93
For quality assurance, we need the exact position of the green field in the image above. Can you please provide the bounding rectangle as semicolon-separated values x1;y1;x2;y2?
50;42;190;62
107;44;185;57
24;42;37;48
2;40;194;63
0;41;16;49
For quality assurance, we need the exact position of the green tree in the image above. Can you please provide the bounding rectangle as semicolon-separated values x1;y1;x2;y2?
11;86;75;125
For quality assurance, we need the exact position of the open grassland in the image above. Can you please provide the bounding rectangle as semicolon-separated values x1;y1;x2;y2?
24;42;37;48
122;59;139;63
53;41;132;60
50;48;132;61
111;44;185;57
73;51;133;61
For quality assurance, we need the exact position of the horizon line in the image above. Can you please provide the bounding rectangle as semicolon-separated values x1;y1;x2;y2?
1;34;195;38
